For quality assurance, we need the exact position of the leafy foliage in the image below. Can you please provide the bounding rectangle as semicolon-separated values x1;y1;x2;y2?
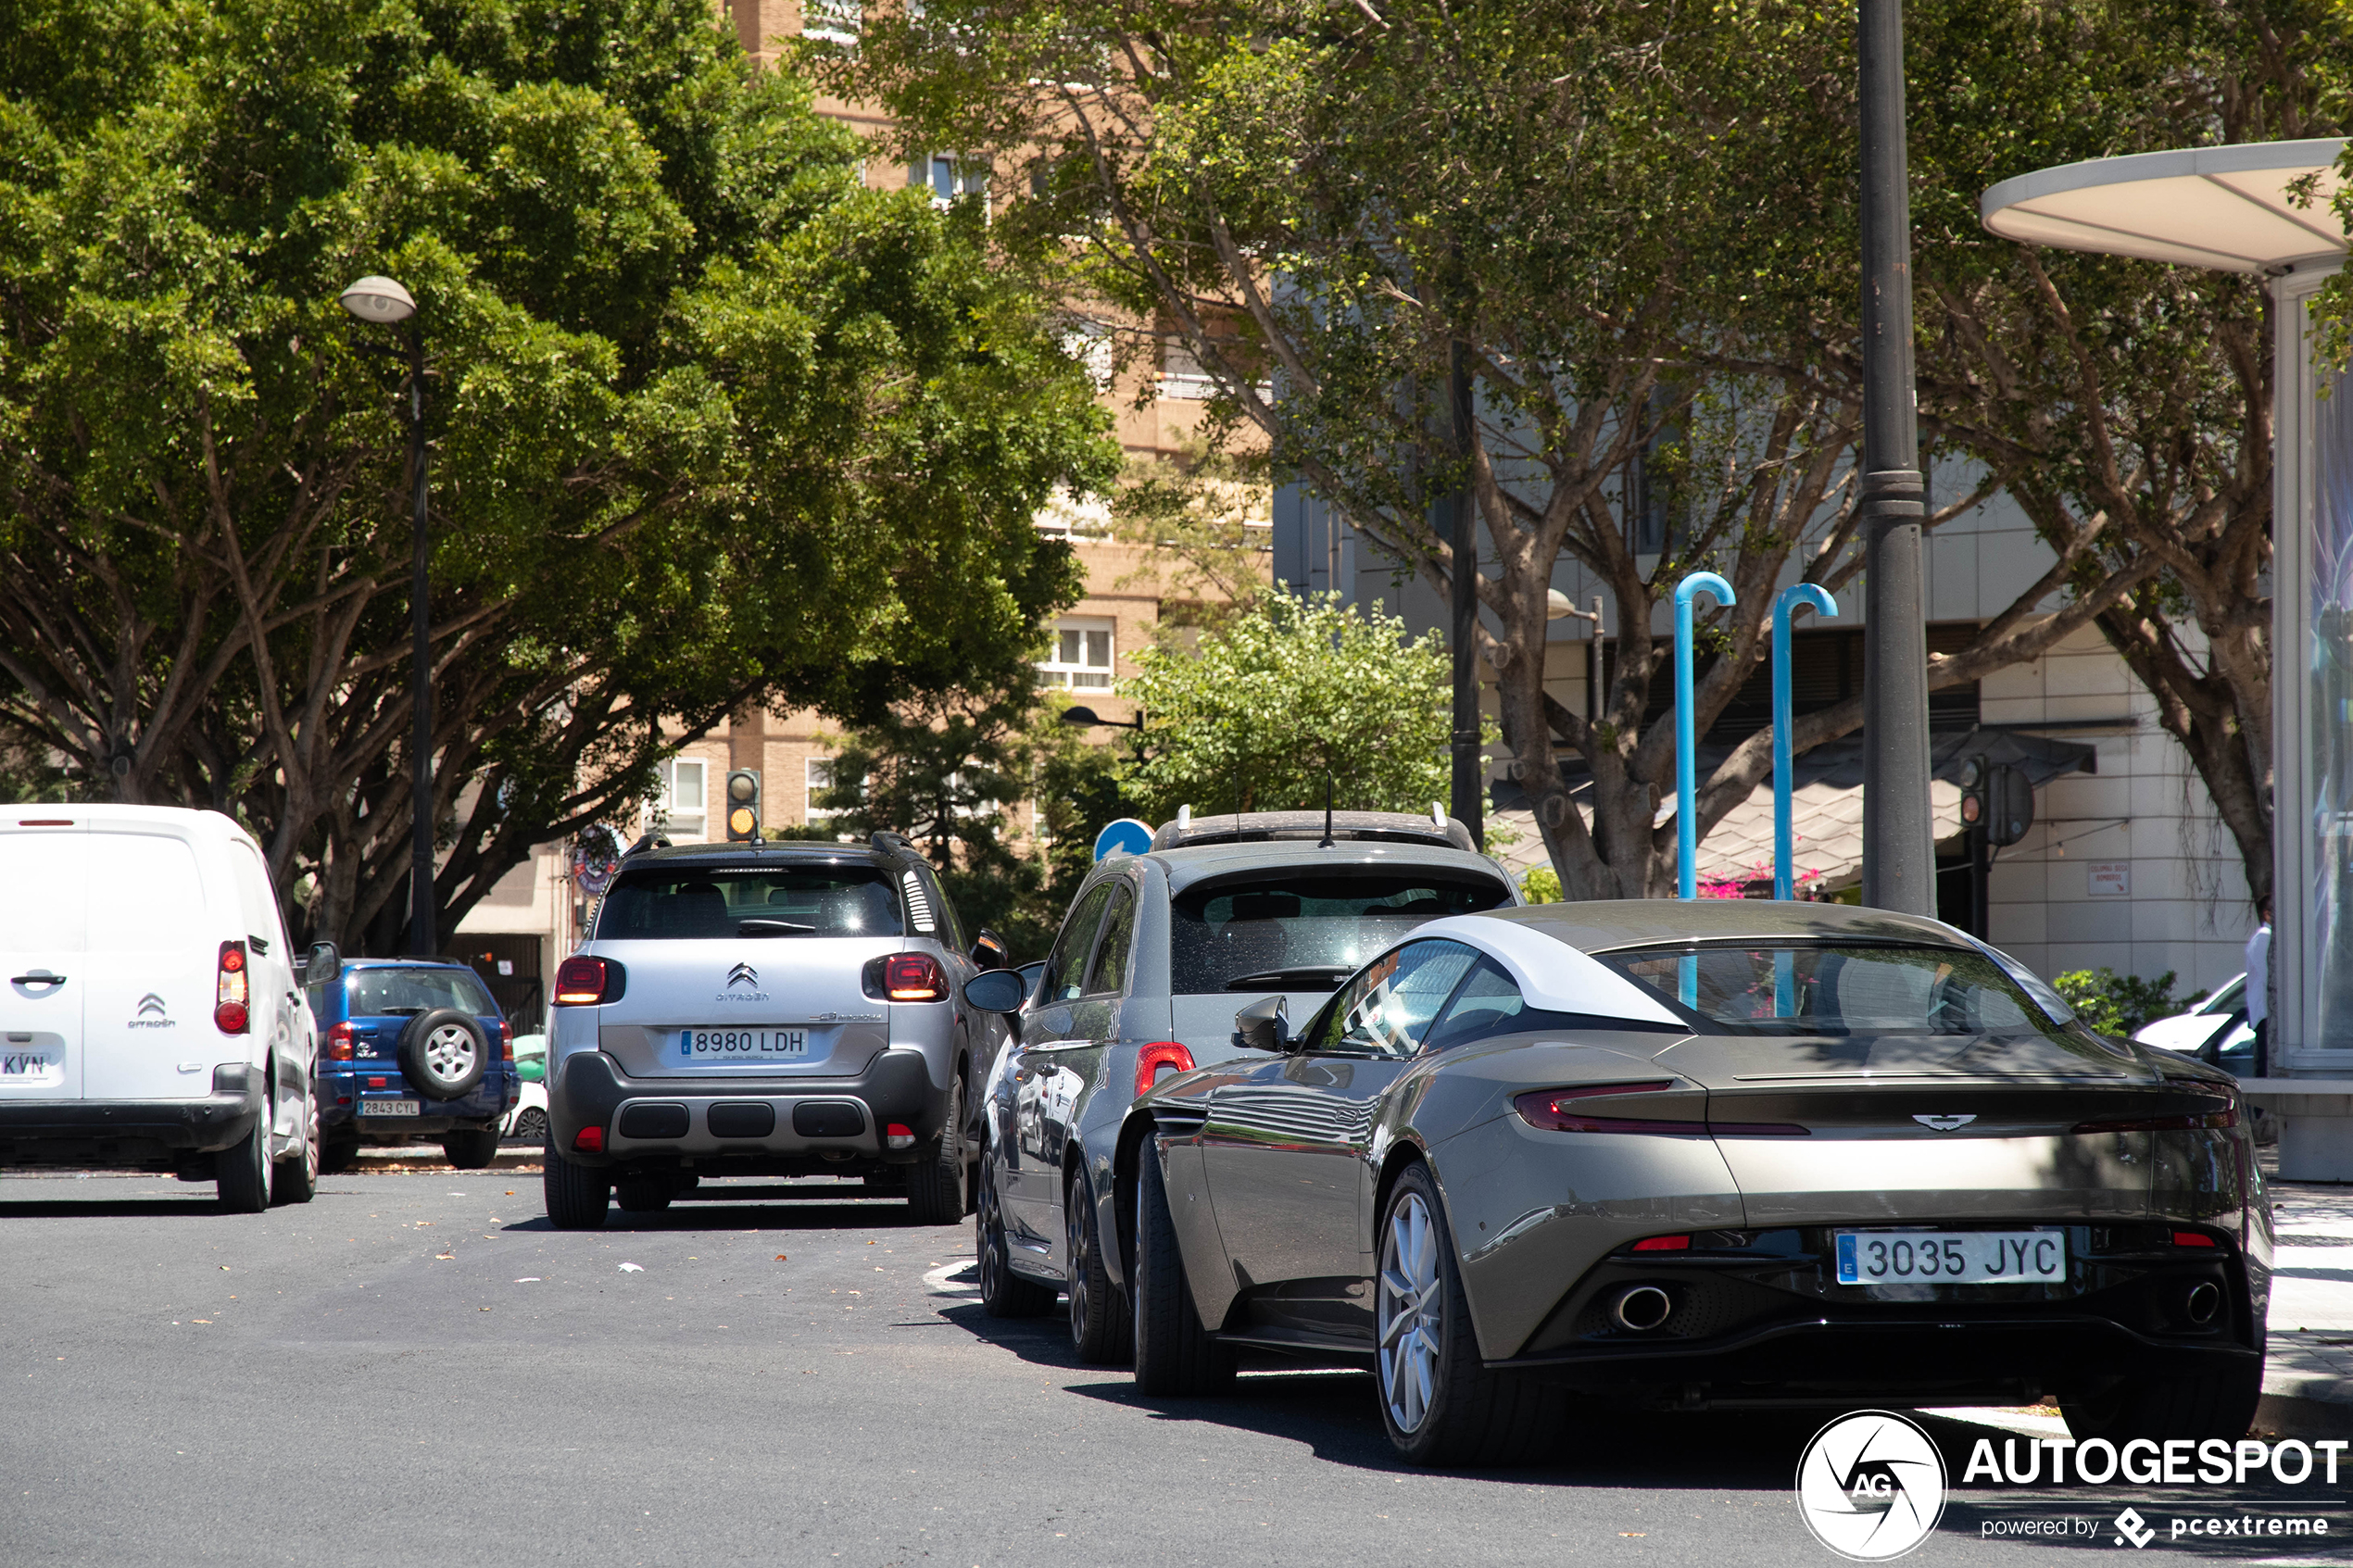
2053;968;2208;1039
1116;590;1476;824
0;0;1115;946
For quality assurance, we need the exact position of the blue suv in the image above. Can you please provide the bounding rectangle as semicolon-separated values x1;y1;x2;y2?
309;960;519;1171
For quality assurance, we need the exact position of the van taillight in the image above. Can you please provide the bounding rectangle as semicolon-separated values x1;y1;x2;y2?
870;953;947;1002
326;1022;356;1061
1135;1042;1195;1096
554;956;623;1006
215;940;250;1033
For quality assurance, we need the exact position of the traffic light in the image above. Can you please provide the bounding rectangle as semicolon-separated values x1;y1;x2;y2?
1958;757;1987;832
1986;763;2033;847
724;769;761;841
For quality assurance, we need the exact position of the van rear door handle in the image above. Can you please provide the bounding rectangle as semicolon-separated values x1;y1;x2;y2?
10;973;66;987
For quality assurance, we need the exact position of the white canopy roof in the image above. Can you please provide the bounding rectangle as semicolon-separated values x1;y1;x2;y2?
1980;139;2347;273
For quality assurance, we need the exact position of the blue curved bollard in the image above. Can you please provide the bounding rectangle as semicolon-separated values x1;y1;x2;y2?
1673;572;1734;1010
1673;571;1736;902
1769;583;1838;1018
1772;583;1839;900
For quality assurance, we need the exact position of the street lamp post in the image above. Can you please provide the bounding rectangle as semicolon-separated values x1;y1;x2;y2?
1856;0;1934;915
339;275;434;957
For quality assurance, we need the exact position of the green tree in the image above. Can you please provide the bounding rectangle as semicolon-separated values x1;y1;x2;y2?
1116;589;1467;824
2053;968;2207;1038
822;0;2151;901
0;0;1115;947
815;684;1126;959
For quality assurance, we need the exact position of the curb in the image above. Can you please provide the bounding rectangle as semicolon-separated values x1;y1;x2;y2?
2258;1380;2353;1439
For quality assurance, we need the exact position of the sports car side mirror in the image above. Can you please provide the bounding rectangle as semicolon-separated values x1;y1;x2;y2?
1234;994;1290;1054
963;969;1027;1016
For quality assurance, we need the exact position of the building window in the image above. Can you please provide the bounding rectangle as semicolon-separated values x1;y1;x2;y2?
911;154;983;208
1159;340;1217;401
1038;617;1114;689
806;757;842;820
801;0;860;45
658;758;706;840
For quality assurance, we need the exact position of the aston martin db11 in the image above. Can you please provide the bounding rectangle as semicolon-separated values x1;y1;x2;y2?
1110;901;2268;1465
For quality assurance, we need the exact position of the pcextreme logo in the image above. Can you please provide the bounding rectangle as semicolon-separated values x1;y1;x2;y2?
1795;1411;1947;1562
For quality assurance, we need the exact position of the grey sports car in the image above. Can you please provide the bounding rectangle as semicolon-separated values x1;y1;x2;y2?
1111;901;2269;1466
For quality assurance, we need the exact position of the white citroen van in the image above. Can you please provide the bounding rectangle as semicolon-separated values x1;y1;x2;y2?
0;805;335;1209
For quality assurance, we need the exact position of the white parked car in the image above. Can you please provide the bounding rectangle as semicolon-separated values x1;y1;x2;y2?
0;805;335;1209
502;1033;547;1145
2134;975;2251;1067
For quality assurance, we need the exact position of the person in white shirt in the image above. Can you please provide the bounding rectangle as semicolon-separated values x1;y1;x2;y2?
2245;896;2271;1079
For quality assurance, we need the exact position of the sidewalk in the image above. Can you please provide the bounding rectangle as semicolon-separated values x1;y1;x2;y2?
2261;1175;2353;1437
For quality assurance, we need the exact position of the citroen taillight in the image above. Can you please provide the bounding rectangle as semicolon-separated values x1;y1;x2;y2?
554;955;623;1006
874;953;947;1002
215;940;249;1034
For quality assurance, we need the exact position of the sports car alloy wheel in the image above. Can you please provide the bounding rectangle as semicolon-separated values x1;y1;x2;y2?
1373;1165;1560;1466
1378;1190;1443;1434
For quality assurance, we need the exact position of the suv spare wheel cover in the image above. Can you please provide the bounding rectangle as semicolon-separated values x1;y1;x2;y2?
398;1008;489;1101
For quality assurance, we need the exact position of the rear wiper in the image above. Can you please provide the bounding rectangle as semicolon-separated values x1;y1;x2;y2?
1226;966;1352;991
737;919;817;936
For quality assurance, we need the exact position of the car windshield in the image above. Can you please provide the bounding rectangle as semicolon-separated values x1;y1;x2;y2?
345;968;497;1017
1169;872;1511;995
1593;942;2065;1038
594;864;903;940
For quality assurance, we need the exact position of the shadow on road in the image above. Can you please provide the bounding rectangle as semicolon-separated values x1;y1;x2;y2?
0;1194;225;1218
497;1184;954;1234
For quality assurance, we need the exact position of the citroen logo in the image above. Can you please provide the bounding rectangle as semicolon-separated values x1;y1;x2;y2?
1913;1114;1976;1132
136;994;168;1018
726;963;759;989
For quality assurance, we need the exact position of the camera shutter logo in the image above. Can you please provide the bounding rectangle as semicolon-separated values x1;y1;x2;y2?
1795;1410;1947;1561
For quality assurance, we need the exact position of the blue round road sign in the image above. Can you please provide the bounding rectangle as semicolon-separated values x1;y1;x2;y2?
1092;818;1154;861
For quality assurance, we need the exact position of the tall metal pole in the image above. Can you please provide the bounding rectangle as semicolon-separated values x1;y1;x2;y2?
1448;333;1483;845
409;327;434;958
1857;0;1932;915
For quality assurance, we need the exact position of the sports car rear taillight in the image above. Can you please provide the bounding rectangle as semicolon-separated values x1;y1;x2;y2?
1631;1235;1691;1252
325;1021;356;1061
1514;1082;1696;1134
215;940;249;1034
554;955;623;1006
2072;1102;2239;1134
1136;1041;1194;1096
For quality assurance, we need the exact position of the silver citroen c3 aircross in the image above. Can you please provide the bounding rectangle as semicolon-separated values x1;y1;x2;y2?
541;832;1007;1227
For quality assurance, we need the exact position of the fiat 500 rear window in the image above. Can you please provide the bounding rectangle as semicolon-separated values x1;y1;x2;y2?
1170;872;1511;995
594;866;904;940
1595;942;2068;1038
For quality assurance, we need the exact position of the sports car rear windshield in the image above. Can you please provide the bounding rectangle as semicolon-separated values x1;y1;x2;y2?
595;865;903;940
343;968;497;1017
1170;872;1511;995
1594;942;2065;1037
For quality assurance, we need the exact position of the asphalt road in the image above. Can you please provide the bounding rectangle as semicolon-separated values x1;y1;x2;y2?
3;1173;2337;1567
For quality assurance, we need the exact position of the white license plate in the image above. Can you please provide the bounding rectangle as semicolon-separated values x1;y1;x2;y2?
679;1029;807;1060
359;1099;420;1117
1835;1229;2065;1285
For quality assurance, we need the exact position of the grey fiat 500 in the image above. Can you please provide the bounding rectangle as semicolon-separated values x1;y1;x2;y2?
959;809;1520;1361
541;833;1007;1228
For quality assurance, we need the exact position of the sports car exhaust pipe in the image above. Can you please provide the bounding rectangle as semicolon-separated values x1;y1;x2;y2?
1611;1286;1672;1333
2182;1281;2221;1326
